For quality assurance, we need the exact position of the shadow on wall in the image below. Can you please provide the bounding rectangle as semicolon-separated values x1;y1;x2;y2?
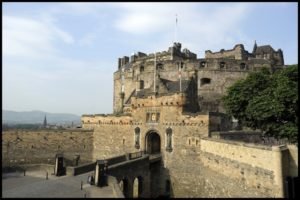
150;160;174;198
163;167;174;198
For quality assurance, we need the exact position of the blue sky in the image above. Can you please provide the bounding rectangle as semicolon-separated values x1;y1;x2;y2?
3;2;298;116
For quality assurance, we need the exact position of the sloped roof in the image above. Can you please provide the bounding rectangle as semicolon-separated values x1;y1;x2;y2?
135;78;191;98
160;78;190;93
254;45;275;54
136;88;153;98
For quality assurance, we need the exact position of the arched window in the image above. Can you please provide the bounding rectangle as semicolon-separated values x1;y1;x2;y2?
135;127;140;149
220;62;226;69
140;65;144;73
200;78;211;86
166;128;173;152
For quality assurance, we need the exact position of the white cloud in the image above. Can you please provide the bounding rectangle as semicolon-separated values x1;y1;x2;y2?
3;15;74;59
112;3;254;57
79;32;98;47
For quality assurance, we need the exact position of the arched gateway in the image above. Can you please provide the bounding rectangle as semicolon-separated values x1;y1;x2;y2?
145;130;161;154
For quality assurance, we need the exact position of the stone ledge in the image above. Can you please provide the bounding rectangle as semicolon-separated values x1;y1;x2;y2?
202;137;274;151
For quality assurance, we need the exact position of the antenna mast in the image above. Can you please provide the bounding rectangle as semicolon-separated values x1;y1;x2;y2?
175;14;178;42
154;53;156;93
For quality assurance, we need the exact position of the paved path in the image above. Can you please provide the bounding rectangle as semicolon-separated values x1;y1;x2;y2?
2;170;117;198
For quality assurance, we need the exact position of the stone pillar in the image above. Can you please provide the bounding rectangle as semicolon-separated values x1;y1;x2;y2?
272;145;288;197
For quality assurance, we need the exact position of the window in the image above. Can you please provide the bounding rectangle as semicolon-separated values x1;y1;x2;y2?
135;127;140;149
146;112;160;123
140;65;144;73
220;62;226;69
166;128;173;152
140;80;144;89
200;78;211;86
157;63;164;70
200;61;206;68
240;63;246;70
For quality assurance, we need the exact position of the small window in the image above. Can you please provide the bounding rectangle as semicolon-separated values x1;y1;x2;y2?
220;62;226;69
135;127;140;149
140;80;144;89
166;128;172;152
200;78;211;86
140;65;144;72
200;61;206;68
240;63;246;70
157;63;164;70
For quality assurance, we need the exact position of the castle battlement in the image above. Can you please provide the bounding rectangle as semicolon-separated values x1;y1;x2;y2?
113;42;284;114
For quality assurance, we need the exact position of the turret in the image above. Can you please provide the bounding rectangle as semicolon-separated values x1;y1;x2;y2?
252;40;257;54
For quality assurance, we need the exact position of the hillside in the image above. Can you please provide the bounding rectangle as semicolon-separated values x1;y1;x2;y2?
3;110;81;125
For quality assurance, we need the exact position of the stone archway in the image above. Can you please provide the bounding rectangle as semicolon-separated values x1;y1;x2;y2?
119;177;129;197
133;176;143;198
145;131;161;154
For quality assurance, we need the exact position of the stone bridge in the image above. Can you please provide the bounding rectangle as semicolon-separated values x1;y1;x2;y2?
94;151;162;198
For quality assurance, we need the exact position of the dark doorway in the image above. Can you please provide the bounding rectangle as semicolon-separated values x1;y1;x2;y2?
55;154;65;176
146;131;161;154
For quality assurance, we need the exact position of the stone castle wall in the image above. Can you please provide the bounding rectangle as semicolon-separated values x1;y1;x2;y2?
2;124;297;198
197;70;248;112
2;129;94;167
113;43;279;114
205;44;248;60
164;136;297;198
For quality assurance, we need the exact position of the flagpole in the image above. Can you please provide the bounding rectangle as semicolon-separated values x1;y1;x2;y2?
175;14;178;42
179;62;182;92
154;53;156;93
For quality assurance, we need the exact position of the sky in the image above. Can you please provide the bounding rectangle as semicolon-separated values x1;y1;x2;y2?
3;2;298;116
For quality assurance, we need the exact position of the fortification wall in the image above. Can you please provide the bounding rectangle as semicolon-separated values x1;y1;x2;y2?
197;70;248;112
205;45;247;60
200;138;297;197
165;136;297;197
2;129;94;167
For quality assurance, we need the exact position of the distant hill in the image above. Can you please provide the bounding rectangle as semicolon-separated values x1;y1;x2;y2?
2;110;81;125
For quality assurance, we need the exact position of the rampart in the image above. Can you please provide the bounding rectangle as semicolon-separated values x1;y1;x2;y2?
197;138;296;197
2;129;94;167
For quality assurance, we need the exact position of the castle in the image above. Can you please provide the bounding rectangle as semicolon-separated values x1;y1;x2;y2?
3;42;297;198
113;41;284;114
80;42;297;197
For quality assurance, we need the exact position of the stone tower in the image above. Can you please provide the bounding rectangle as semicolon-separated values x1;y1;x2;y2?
113;42;284;114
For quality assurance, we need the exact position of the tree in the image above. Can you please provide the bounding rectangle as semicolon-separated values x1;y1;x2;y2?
222;65;298;144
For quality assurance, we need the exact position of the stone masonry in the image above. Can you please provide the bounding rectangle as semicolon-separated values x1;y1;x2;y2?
2;42;297;198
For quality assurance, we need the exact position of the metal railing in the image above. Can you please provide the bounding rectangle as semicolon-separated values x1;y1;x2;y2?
128;151;144;160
